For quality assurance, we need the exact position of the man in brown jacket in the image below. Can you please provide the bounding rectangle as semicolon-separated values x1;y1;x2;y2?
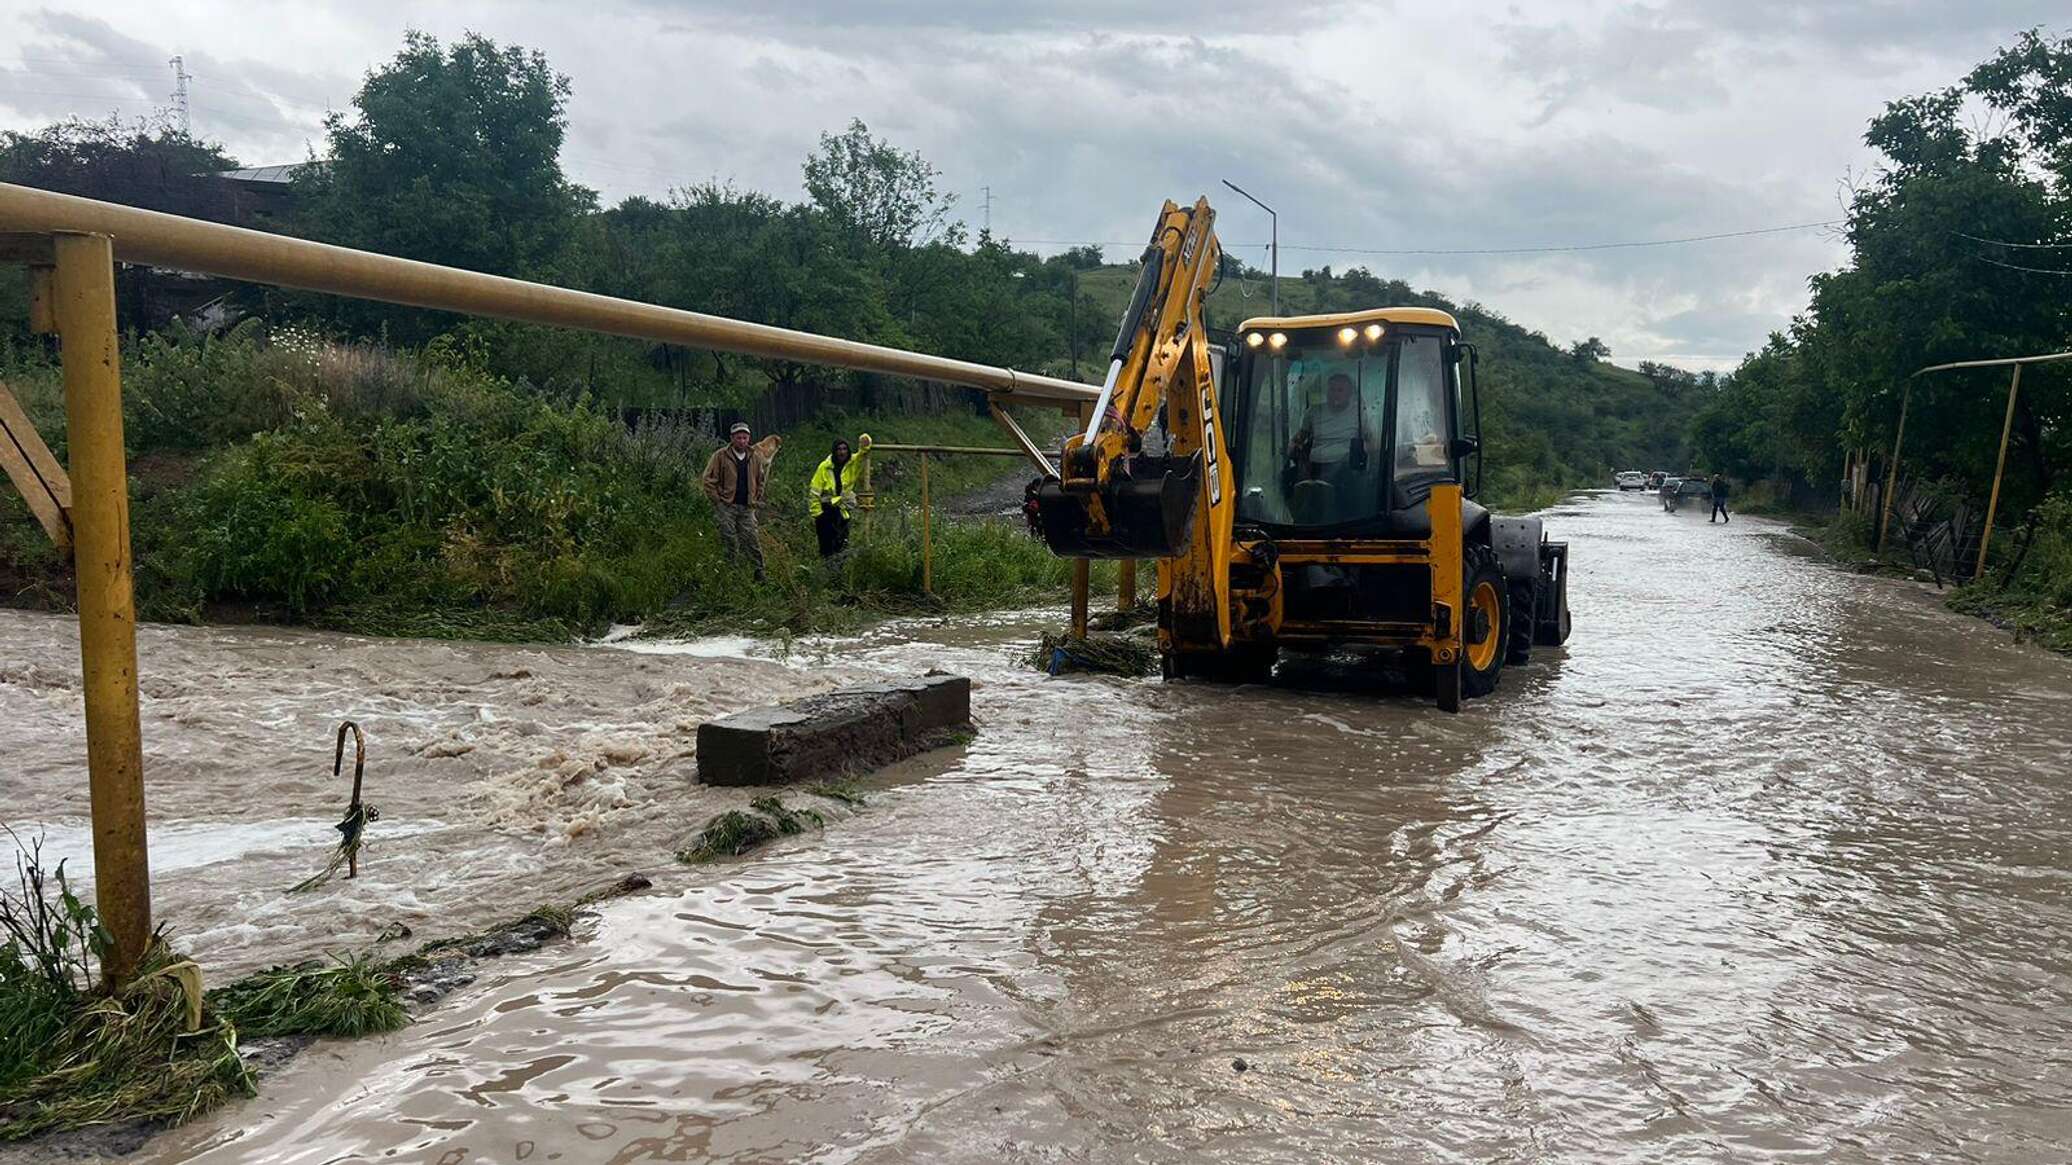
702;422;782;579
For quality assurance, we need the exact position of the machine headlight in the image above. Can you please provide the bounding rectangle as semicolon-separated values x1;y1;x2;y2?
1268;332;1288;350
1364;323;1384;341
1245;331;1264;348
1337;327;1358;346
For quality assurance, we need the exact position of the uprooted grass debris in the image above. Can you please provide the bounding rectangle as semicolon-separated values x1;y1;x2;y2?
205;954;409;1039
0;829;618;1145
1;839;253;1141
677;797;826;863
0;946;252;1142
1024;630;1160;677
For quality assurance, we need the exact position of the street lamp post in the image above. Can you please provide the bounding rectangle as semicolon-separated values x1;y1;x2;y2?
1221;179;1278;318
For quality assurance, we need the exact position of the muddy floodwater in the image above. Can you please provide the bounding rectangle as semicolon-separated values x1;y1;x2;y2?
9;490;2072;1163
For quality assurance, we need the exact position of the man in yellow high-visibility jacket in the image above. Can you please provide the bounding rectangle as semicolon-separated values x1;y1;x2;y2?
809;433;871;559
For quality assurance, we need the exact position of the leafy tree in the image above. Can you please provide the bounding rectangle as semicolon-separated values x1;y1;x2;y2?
0;116;239;332
1568;336;1610;363
0;115;237;208
293;29;596;338
803;119;962;252
1059;244;1106;270
1689;30;2070;515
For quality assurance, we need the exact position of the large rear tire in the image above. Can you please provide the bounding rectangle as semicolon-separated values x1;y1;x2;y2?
1505;579;1536;666
1462;543;1508;699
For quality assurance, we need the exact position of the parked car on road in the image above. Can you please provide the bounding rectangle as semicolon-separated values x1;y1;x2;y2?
1663;476;1713;512
1615;470;1647;490
1646;471;1667;490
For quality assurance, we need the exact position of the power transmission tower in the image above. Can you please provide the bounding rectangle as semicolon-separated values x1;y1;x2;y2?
168;56;191;136
981;185;992;235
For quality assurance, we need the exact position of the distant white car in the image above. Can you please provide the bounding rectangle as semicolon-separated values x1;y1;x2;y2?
1615;471;1646;491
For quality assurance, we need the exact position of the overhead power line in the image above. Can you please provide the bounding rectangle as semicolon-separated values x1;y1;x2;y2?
1277;220;1841;256
1970;253;2072;277
1954;229;2072;250
1011;219;1839;258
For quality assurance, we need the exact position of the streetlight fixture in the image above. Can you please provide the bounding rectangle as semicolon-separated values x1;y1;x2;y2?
1221;178;1278;318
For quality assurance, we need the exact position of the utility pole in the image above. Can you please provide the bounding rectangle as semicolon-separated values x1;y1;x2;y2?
1221;179;1277;317
168;56;191;136
1068;265;1079;379
981;185;992;236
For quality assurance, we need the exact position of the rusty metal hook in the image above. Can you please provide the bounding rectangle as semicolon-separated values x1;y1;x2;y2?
334;720;366;809
333;720;368;878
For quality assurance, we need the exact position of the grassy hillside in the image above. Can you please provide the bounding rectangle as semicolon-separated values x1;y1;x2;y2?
1075;264;1709;508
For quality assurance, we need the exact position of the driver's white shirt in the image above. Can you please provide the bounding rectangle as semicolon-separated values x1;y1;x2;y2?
1307;402;1360;463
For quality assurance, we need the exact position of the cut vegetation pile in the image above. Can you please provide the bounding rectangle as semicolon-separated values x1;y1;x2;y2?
1025;630;1159;677
0;838;417;1143
677;796;826;863
0;842;252;1141
205;955;408;1039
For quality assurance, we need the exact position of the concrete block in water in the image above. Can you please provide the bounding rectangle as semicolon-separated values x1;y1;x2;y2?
697;674;972;786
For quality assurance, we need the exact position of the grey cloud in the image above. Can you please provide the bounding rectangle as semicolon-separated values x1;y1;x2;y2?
3;11;347;164
640;0;1366;36
1497;7;1730;125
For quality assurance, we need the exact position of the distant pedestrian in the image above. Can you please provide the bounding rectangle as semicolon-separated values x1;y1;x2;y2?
809;433;872;560
1710;473;1731;523
702;422;782;579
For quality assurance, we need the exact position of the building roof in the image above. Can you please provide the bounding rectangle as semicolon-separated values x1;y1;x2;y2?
215;164;307;185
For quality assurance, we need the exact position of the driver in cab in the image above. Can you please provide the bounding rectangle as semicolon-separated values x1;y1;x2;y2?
1289;372;1369;486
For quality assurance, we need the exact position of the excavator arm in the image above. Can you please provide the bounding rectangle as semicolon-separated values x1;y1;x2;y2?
1031;197;1236;649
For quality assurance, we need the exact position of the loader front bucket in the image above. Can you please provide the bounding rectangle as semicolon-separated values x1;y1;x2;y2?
1032;453;1202;559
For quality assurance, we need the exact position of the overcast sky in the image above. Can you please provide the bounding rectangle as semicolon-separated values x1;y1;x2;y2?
0;1;2062;370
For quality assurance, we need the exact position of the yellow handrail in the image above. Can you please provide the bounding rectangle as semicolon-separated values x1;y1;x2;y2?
0;182;1099;406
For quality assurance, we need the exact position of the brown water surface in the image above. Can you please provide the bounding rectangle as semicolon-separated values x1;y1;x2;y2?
121;493;2072;1161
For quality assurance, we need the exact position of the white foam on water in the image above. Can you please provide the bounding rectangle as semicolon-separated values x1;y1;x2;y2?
10;817;448;880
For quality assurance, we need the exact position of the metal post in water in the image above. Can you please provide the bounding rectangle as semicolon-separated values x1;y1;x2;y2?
1071;401;1092;637
1976;363;2023;581
51;231;151;986
920;453;932;596
1877;382;1910;553
1118;560;1137;612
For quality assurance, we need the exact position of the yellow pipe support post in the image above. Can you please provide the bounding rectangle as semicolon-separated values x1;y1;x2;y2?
1877;381;1910;553
1975;363;2023;581
1070;405;1092;639
919;453;932;596
52;232;151;986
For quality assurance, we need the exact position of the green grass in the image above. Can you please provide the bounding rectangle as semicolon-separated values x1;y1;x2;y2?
0;842;254;1141
0;948;252;1142
676;797;826;863
207;954;408;1039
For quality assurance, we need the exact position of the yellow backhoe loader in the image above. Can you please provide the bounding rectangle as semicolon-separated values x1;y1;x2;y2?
1031;197;1571;710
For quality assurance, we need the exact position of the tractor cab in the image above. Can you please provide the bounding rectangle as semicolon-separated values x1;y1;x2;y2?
1225;308;1479;537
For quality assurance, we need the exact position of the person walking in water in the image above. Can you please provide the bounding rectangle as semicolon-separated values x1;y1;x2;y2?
809;433;872;560
702;421;781;579
1710;472;1731;524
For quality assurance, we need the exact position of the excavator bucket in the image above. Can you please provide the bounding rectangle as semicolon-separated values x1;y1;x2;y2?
1031;454;1202;559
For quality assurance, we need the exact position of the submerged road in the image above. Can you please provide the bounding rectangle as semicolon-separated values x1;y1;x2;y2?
147;491;2072;1163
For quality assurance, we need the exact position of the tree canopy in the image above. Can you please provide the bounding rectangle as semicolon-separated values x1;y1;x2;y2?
1688;29;2071;514
293;31;596;289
